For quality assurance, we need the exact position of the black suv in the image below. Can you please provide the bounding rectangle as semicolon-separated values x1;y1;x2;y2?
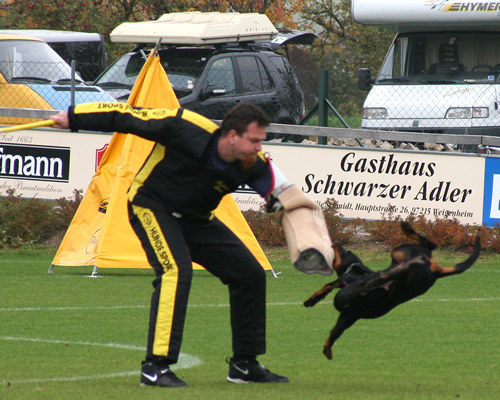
93;31;313;125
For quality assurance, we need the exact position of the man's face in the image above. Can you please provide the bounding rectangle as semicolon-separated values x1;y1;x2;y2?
233;121;267;169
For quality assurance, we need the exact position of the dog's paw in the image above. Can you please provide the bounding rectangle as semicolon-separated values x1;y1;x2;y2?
303;298;318;307
322;347;333;360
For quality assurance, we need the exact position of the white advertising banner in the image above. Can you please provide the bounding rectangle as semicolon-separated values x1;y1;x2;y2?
1;129;494;226
0;128;111;200
233;143;486;225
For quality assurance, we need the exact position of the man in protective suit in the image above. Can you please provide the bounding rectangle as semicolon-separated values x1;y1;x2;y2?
50;102;332;387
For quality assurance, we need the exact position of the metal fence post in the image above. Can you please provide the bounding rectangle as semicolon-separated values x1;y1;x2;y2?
318;69;328;145
70;60;76;107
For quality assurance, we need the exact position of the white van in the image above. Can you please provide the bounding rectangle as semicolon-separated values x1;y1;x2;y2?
353;0;500;136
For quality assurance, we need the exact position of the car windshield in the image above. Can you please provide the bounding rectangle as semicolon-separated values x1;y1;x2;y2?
94;48;211;96
0;39;82;83
377;31;500;84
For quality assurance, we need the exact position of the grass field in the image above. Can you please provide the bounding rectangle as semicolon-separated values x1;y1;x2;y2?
1;246;499;400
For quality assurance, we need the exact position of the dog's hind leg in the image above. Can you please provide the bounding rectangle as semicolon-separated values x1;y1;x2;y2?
323;314;357;360
364;256;425;290
401;221;436;250
304;280;344;307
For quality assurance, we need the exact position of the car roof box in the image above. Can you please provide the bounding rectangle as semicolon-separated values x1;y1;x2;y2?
253;29;317;50
110;11;278;45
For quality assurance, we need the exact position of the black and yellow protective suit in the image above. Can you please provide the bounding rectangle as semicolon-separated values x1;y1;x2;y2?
68;102;276;365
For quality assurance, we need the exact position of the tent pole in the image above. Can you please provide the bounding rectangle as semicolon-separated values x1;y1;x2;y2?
270;269;282;278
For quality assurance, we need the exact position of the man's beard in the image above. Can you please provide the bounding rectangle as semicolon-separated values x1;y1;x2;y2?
240;154;257;170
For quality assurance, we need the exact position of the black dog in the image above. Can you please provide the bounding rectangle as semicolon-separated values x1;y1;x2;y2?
304;222;481;359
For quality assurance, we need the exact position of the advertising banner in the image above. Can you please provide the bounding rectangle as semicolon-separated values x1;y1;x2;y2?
0;129;110;199
234;144;488;226
2;130;498;227
483;157;500;226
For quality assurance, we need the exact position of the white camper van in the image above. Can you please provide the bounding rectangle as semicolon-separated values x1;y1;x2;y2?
353;0;500;136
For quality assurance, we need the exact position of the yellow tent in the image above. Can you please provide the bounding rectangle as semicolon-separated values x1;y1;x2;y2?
50;50;271;273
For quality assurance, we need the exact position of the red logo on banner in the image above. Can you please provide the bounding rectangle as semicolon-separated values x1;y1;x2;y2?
95;144;109;171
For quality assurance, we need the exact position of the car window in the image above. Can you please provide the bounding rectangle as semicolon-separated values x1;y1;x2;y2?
94;53;138;86
95;49;209;93
257;57;273;91
268;55;301;93
0;39;77;83
160;51;207;92
237;56;274;93
206;57;236;94
49;40;106;81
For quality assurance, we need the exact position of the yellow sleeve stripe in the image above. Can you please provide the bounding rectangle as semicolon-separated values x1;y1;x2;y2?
74;102;178;121
181;109;219;134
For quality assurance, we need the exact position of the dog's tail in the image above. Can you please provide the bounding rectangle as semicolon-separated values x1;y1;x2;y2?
435;235;481;277
453;235;481;273
401;221;437;250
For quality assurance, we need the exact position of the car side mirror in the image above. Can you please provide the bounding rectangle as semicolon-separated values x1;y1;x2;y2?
358;68;373;91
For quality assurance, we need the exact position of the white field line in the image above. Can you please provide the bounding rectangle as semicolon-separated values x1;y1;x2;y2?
4;370;139;384
0;297;499;313
0;336;201;384
0;336;145;351
1;295;498;385
0;305;149;312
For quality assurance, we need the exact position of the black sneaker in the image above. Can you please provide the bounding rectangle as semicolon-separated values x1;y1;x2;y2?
140;361;187;387
226;357;289;384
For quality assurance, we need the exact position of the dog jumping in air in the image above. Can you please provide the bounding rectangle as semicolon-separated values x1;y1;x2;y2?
304;222;481;360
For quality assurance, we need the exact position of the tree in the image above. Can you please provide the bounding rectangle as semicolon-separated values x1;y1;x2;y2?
299;0;394;116
0;0;305;32
1;1;107;31
0;0;307;63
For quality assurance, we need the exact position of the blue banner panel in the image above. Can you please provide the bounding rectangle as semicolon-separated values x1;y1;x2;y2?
483;157;500;227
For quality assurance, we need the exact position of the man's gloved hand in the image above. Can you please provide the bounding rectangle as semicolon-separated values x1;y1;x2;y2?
264;184;292;214
265;194;283;214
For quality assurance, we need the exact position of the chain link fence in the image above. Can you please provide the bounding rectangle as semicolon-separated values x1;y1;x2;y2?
90;47;310;127
0;33;113;125
360;79;500;135
1;61;316;125
4;51;499;139
357;31;500;137
0;59;116;124
0;35;345;129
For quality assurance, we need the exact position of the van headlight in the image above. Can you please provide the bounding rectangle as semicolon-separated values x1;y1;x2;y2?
363;108;388;119
445;107;489;119
472;107;489;118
